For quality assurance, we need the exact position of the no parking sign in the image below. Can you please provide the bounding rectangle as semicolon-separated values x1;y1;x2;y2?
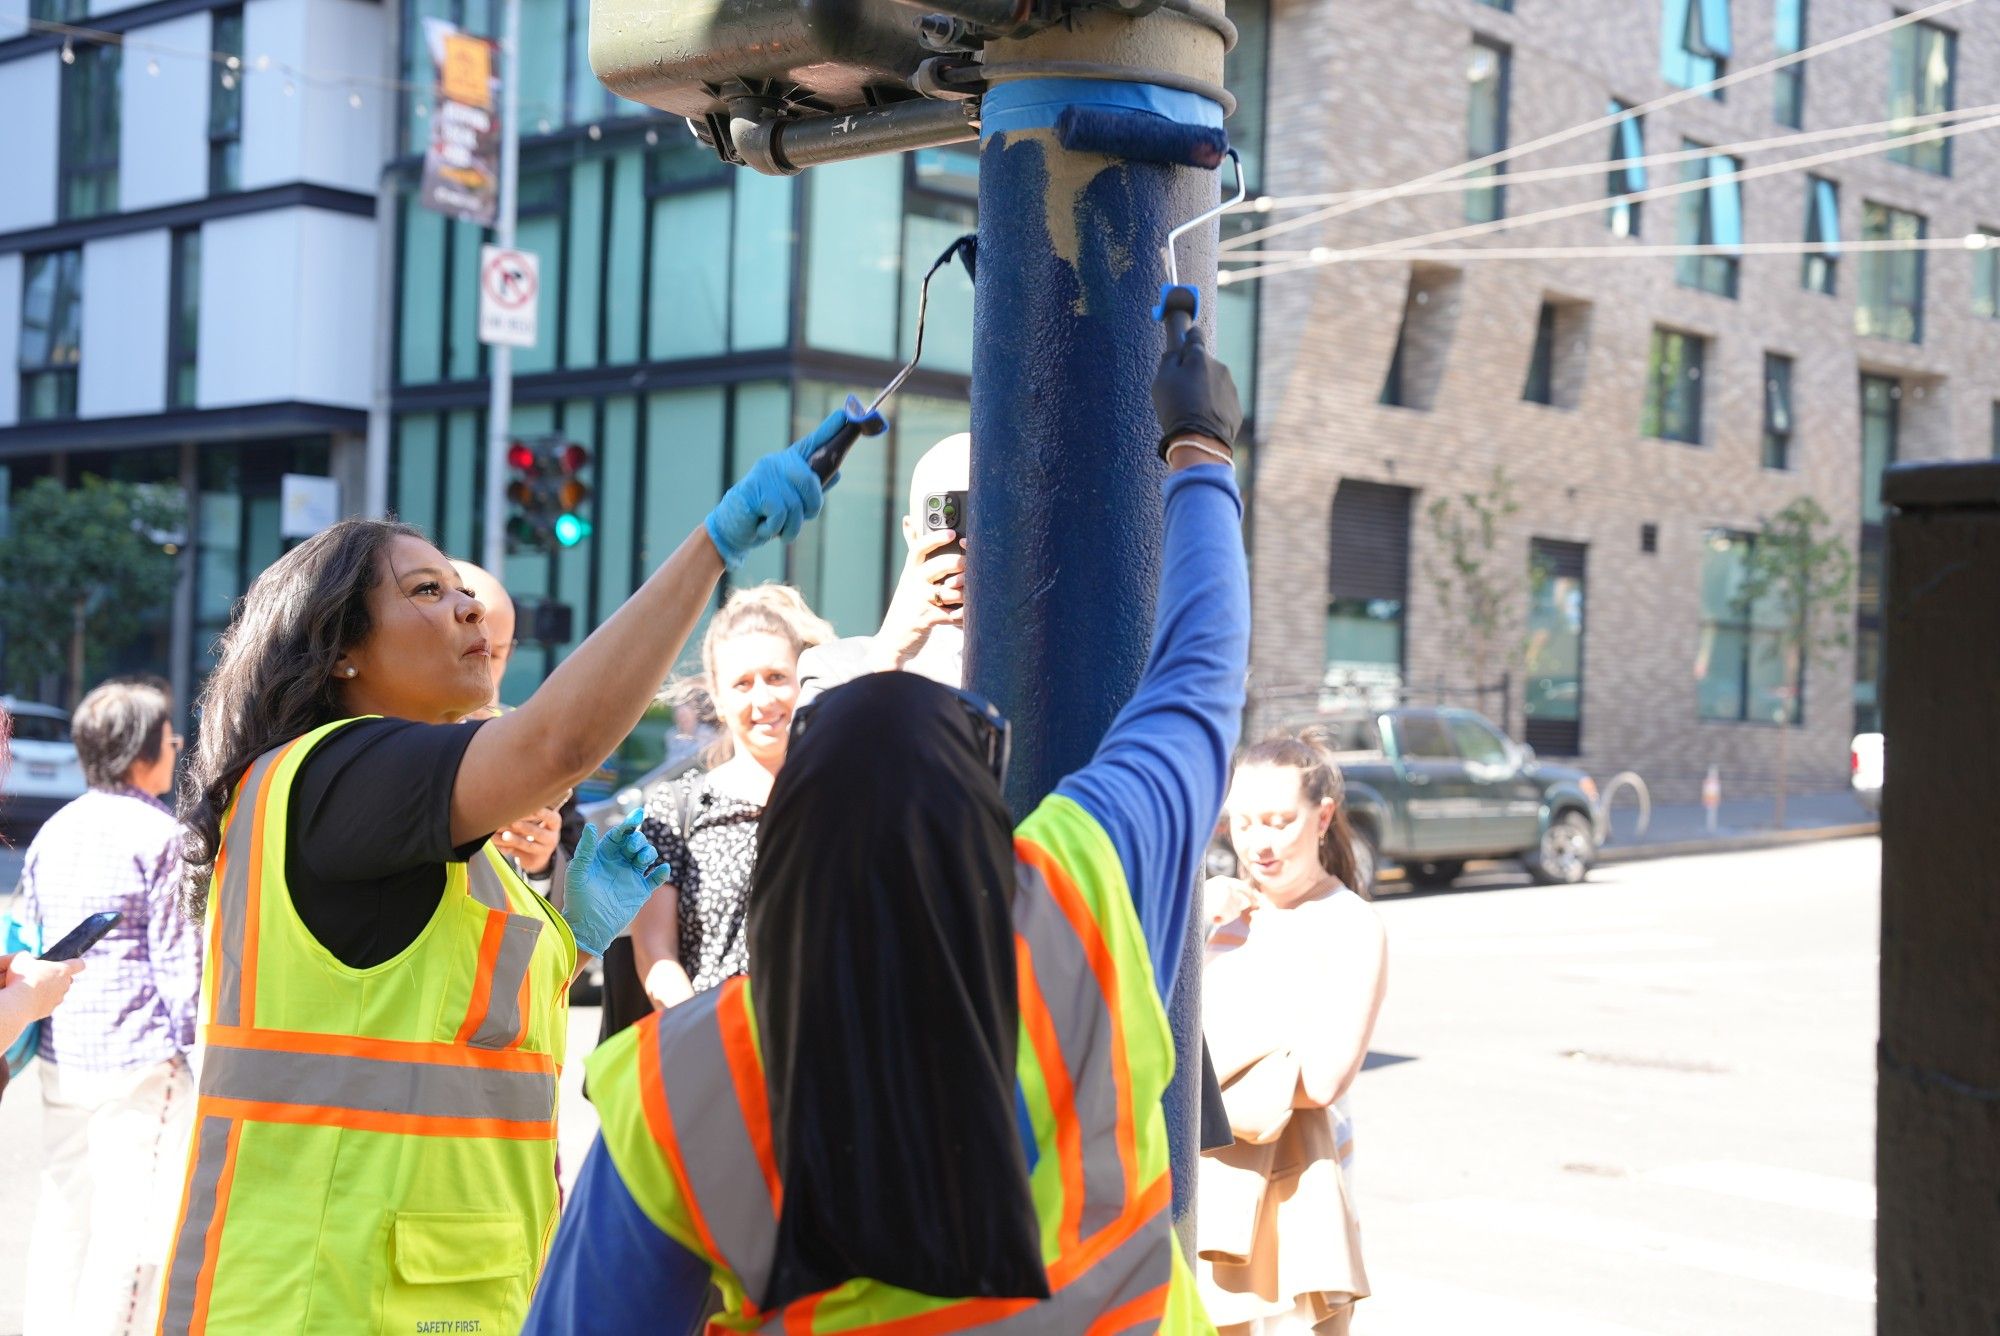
478;245;539;348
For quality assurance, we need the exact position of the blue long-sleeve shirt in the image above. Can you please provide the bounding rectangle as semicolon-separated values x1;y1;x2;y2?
525;464;1248;1332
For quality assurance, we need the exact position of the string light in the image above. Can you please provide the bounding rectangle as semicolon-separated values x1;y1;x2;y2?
1235;103;2000;216
146;57;159;76
349;90;363;109
59;37;73;63
1221;112;2000;284
1223;0;1980;255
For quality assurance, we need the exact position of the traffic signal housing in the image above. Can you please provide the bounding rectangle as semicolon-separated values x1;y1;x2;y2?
503;437;592;554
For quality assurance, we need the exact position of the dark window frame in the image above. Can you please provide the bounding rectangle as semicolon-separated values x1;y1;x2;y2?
1524;538;1587;756
1698;528;1805;726
1773;0;1807;127
1973;228;2000;319
1606;100;1645;238
59;42;120;220
1762;351;1794;470
1857;199;1927;343
19;247;84;422
1522;300;1557;405
1675;138;1741;299
1464;36;1511;223
1801;174;1838;294
167;227;202;409
1642;325;1705;445
1886;17;1957;176
209;7;244;195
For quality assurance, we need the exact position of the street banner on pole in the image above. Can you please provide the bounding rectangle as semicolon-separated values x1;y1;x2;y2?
479;245;539;347
419;18;500;227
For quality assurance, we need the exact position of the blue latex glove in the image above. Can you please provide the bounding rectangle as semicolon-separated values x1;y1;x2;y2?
559;809;670;958
703;403;887;568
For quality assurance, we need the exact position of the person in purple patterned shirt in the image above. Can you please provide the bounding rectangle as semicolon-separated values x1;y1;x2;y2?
17;676;200;1336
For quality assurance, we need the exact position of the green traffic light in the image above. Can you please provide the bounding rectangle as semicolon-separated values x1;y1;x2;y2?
554;513;591;547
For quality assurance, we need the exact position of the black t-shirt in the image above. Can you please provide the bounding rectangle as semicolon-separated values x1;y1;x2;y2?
286;717;488;969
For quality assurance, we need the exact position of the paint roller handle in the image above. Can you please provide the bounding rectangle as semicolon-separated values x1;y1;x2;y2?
1155;283;1200;351
805;394;891;483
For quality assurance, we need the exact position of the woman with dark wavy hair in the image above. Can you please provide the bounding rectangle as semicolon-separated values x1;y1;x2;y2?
155;406;869;1335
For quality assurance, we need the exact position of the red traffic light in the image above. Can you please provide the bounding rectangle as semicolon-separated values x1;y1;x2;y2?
507;442;537;471
560;443;589;474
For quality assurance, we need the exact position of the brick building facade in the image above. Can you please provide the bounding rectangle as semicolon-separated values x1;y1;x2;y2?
1240;0;2000;800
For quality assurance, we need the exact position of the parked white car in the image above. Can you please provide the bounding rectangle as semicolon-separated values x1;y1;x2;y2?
1851;732;1883;814
1;698;86;834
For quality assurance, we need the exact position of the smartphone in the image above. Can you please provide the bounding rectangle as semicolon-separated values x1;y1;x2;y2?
924;490;967;558
40;911;121;962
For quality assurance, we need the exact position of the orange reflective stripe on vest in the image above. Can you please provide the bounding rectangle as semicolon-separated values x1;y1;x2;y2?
459;850;546;1049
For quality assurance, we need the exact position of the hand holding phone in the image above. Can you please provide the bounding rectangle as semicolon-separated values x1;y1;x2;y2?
40;911;121;963
924;491;967;558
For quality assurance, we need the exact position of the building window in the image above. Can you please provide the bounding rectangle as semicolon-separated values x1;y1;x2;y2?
1696;530;1802;725
1802;175;1838;294
1773;0;1806;127
1523;302;1557;405
1675;141;1741;297
1521;298;1590;409
28;0;84;22
1477;0;1513;8
1223;0;1270;192
59;44;120;219
1464;39;1510;223
1887;20;1956;175
210;8;244;195
1861;374;1898;527
168;229;202;409
19;249;83;422
1856;201;1925;343
1325;481;1413;704
1762;353;1794;470
1379;268;1461;411
1641;326;1704;444
1524;539;1587;756
1606;101;1646;237
1662;0;1730;94
1974;229;2000;318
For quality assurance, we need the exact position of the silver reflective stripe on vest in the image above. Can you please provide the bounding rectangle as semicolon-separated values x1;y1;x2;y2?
202;1044;557;1125
467;851;545;1048
655;990;781;1304
159;1115;235;1335
1012;861;1130;1242
210;748;287;1029
468;848;511;910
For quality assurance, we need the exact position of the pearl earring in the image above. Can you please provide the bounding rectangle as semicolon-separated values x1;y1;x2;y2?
343;667;357;679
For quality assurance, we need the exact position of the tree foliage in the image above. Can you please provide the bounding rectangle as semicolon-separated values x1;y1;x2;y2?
1739;495;1855;708
0;477;185;704
1423;467;1522;698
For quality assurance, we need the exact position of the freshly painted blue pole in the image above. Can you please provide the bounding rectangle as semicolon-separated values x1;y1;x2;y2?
966;76;1225;1243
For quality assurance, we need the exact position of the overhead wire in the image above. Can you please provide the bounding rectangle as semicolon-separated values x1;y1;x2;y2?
1220;0;1981;255
1217;110;2000;285
1232;103;2000;214
1220;235;1991;265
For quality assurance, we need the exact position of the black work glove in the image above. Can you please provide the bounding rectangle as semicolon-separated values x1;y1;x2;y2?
1151;326;1244;460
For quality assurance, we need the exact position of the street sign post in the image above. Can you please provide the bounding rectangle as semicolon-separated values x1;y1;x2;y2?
478;245;538;349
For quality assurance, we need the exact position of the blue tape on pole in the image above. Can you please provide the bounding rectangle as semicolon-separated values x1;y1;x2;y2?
981;78;1225;141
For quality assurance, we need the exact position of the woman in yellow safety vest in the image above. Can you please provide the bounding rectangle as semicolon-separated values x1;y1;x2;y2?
525;328;1248;1334
156;405;879;1335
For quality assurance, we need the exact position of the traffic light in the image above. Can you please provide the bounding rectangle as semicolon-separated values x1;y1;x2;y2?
503;436;591;553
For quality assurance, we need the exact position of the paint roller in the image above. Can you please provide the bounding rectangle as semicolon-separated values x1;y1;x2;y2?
1052;106;1246;350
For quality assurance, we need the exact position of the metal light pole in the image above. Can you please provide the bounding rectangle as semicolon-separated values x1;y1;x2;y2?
479;0;522;576
964;4;1231;1245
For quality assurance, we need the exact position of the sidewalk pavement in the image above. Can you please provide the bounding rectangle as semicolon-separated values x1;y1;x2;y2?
1598;788;1877;861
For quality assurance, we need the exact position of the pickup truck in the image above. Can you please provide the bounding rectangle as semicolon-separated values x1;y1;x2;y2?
1318;707;1602;893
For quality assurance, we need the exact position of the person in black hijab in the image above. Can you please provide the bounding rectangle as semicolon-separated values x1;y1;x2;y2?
528;325;1249;1334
